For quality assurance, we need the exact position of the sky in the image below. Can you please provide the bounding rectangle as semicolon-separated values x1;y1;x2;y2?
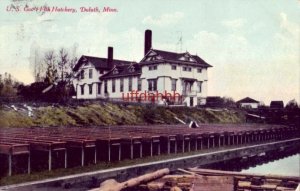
0;0;299;105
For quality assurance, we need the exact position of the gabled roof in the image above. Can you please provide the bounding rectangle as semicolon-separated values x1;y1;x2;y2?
100;63;141;80
73;55;134;72
237;97;259;104
140;49;212;68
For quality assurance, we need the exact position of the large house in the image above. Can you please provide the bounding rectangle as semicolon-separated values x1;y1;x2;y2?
72;30;212;106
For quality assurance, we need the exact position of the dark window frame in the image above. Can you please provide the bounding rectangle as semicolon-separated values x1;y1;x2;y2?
88;84;93;95
104;81;108;93
80;70;85;79
137;78;142;91
120;78;124;92
97;83;101;94
198;81;202;93
148;79;157;91
80;85;84;95
89;69;93;79
112;79;116;92
171;79;177;91
128;77;133;91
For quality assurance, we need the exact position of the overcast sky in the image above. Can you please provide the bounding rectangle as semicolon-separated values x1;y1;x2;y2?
0;0;299;104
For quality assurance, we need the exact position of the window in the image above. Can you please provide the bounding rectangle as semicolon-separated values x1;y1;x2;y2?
97;83;101;94
80;70;85;79
148;65;157;71
128;66;135;73
128;77;132;91
197;68;202;73
112;79;116;92
137;78;142;91
183;66;191;72
113;69;119;74
89;69;93;79
171;79;177;91
197;81;202;92
171;65;177;70
104;81;108;93
88;84;93;95
148;79;157;91
80;85;84;95
120;78;124;92
184;54;189;61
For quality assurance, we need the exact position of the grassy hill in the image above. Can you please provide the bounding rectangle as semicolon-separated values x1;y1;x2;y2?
0;102;246;128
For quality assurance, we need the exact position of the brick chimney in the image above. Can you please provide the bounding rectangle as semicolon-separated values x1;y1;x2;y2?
107;47;113;69
144;29;152;55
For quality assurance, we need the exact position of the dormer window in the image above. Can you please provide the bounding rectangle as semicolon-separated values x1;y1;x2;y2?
113;68;119;74
184;54;189;61
128;66;135;73
154;55;162;60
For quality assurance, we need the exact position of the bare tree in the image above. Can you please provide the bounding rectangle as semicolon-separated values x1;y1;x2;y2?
29;43;46;82
57;48;69;82
44;50;58;84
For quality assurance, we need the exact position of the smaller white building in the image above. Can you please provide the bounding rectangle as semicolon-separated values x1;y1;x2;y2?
237;97;260;109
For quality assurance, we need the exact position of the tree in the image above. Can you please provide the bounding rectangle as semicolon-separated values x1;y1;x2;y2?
0;72;22;98
29;43;46;82
44;50;58;84
0;74;3;95
285;99;299;125
57;48;69;82
19;45;78;103
222;96;236;108
286;99;298;110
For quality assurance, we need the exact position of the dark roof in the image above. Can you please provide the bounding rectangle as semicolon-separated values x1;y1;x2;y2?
140;49;212;68
73;55;134;72
237;97;259;104
270;101;284;108
100;63;141;79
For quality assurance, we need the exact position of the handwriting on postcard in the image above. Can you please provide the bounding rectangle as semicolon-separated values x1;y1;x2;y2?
6;4;118;14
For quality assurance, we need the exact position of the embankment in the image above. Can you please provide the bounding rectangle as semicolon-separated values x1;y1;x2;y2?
0;102;245;127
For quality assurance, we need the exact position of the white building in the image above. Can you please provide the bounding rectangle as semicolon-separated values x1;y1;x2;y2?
72;30;212;107
237;97;260;109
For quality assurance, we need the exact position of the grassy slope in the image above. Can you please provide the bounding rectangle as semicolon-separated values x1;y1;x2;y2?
0;102;246;127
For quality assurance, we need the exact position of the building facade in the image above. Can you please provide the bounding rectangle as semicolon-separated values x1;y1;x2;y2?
237;97;260;109
72;30;212;107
